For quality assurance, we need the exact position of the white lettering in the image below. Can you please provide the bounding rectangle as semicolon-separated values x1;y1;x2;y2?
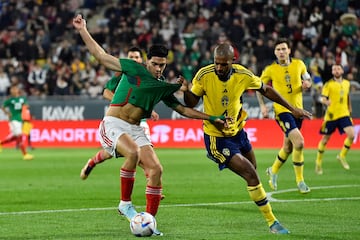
42;106;85;120
354;124;360;143
173;128;203;142
30;128;98;142
244;127;257;142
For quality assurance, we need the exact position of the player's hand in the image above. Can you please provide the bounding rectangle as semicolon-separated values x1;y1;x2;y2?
260;105;269;118
292;108;312;119
302;79;312;90
209;115;233;128
151;110;159;121
73;14;86;31
178;76;190;92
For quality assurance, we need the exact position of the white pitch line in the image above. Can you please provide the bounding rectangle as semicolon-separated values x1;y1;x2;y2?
0;185;359;216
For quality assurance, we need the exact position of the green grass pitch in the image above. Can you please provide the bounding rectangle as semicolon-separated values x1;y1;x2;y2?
0;148;359;239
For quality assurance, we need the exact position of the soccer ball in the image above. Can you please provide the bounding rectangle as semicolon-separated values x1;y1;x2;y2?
130;212;157;237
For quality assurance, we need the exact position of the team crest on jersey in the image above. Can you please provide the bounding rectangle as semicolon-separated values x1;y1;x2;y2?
222;148;230;156
285;121;290;129
221;96;229;107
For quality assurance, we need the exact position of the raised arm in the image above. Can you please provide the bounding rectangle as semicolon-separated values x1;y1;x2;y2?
72;14;121;72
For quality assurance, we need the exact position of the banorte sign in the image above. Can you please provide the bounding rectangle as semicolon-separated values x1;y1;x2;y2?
0;119;359;149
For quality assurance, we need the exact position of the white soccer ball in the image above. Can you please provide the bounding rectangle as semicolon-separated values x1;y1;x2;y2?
130;212;157;237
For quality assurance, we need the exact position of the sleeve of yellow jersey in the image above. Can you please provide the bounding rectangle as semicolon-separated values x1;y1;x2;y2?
190;71;204;97
260;65;272;85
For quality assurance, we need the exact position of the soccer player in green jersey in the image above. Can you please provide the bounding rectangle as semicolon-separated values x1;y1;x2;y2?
80;47;158;178
73;14;228;236
80;47;165;200
182;43;311;234
315;64;354;174
257;38;312;194
1;84;34;160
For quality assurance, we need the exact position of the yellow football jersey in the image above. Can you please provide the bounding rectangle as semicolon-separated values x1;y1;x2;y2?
261;59;307;115
191;64;262;137
322;78;351;121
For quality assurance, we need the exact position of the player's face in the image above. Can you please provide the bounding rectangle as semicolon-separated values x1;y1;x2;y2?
214;55;232;80
147;57;167;79
274;43;291;62
127;51;143;64
332;65;344;78
10;86;20;96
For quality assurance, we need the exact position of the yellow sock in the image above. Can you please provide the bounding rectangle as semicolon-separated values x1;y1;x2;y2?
247;184;276;226
316;141;326;166
339;138;353;158
272;148;289;174
292;148;304;183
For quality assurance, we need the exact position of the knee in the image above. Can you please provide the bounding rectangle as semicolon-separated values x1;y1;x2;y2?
293;137;305;150
127;147;141;161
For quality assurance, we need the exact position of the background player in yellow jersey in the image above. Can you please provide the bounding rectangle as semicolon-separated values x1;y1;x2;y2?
315;64;354;174
256;38;312;194
182;43;311;234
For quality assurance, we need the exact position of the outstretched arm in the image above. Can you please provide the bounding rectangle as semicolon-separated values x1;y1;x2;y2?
173;104;229;127
257;84;312;119
73;14;121;72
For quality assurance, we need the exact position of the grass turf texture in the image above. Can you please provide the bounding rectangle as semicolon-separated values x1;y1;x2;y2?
0;148;359;240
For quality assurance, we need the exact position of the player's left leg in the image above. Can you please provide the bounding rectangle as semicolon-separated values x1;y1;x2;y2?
315;135;331;175
139;145;163;216
288;129;310;193
80;149;112;180
337;125;354;170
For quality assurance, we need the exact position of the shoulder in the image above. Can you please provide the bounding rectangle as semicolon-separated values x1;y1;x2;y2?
194;64;215;80
232;64;255;77
291;58;306;66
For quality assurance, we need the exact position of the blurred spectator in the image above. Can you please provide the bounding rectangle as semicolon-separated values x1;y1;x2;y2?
0;63;10;97
27;61;47;96
0;0;359;99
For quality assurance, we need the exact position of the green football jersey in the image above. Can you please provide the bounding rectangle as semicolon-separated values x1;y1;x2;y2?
110;59;181;118
2;96;27;121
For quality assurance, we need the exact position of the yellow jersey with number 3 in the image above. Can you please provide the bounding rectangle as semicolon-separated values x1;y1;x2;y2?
261;59;307;115
191;64;262;137
322;78;350;121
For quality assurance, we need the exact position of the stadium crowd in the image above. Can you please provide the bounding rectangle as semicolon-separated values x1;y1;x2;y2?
0;0;360;100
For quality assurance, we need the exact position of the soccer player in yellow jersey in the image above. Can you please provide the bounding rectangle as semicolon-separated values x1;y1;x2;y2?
256;38;312;194
182;43;311;234
315;64;354;174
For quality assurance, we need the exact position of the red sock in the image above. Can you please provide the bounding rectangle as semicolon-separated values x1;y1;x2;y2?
120;168;136;201
1;134;16;144
146;185;162;216
89;150;109;167
16;136;26;155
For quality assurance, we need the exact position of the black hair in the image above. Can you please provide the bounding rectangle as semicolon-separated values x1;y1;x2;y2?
147;44;168;59
274;38;290;48
128;46;142;54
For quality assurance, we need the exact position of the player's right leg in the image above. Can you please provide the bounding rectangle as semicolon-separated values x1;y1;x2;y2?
98;117;140;221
